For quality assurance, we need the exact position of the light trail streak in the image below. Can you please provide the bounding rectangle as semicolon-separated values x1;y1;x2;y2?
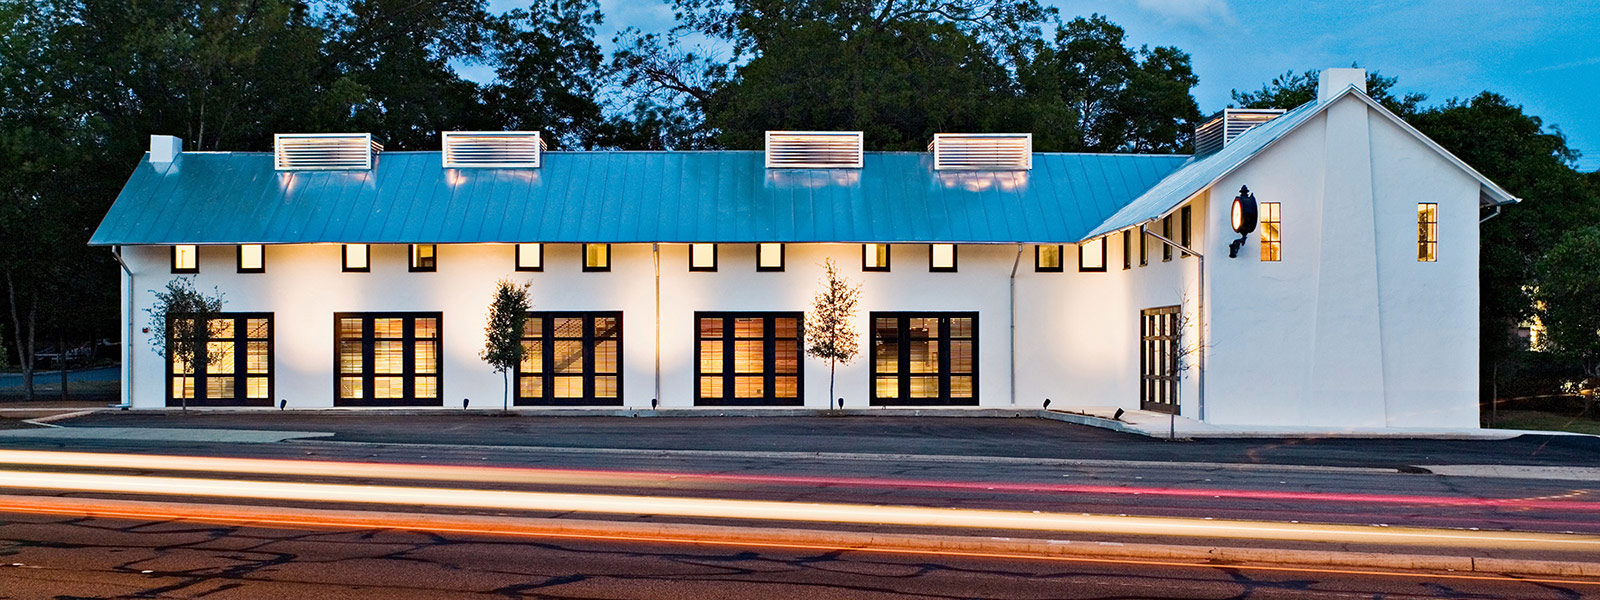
0;469;1596;551
0;449;1594;512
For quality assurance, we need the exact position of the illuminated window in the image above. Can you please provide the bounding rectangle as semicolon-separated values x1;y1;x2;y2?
237;244;264;273
516;312;622;406
696;312;803;406
929;244;957;272
1417;203;1437;262
871;313;976;406
1140;306;1180;414
165;313;271;406
1162;215;1174;262
409;244;436;272
1078;238;1106;272
342;244;369;272
583;243;610;272
516;243;543;271
1260;202;1281;261
1180;206;1193;258
863;244;890;271
689;243;717;271
757;243;785;271
334;313;441;406
1122;230;1132;270
172;245;198;274
1035;245;1063;272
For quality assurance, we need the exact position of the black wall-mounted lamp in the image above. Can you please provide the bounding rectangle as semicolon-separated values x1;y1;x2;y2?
1228;186;1259;258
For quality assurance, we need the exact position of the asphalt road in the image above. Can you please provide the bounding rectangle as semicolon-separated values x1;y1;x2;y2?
1;512;1595;599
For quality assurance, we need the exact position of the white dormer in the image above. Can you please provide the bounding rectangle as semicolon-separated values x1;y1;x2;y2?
930;133;1032;171
442;131;546;168
764;131;863;169
273;133;382;171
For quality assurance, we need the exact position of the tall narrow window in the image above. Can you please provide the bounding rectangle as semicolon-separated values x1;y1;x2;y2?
1260;202;1282;261
343;244;369;272
863;244;890;272
1180;206;1193;258
334;313;441;406
172;245;198;274
516;243;543;271
757;243;785;272
689;243;717;271
167;314;272;407
696;313;803;406
871;313;977;406
1139;306;1180;415
1417;203;1437;262
410;244;436;272
1138;227;1149;267
583;244;611;272
1162;216;1174;262
929;244;957;272
237;245;264;273
516;312;622;406
1122;230;1132;270
1078;238;1106;272
1035;245;1063;272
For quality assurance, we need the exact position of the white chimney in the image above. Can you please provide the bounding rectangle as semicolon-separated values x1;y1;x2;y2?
1317;68;1367;103
149;135;183;164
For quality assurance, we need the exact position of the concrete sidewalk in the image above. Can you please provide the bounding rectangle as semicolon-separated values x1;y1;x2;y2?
1047;406;1579;439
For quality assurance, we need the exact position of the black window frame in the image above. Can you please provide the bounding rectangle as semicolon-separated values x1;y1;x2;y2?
237;244;265;274
862;244;891;272
515;311;623;406
332;312;443;407
166;312;273;407
515;243;544;272
409;244;437;272
756;243;786;272
583;243;611;272
1077;238;1107;273
342;244;370;273
1417;203;1437;262
1138;226;1149;267
928;244;958;273
1180;206;1193;258
1162;215;1174;262
1140;306;1180;415
1122;230;1132;270
694;312;805;406
171;245;199;274
870;312;978;407
1261;202;1282;262
689;243;718;272
1035;244;1064;273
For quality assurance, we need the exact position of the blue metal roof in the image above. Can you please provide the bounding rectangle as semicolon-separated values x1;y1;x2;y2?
90;150;1190;246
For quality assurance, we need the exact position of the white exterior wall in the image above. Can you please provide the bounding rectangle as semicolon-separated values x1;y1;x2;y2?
1202;96;1481;428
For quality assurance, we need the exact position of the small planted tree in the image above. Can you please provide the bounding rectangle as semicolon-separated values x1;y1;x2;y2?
805;258;862;405
145;278;225;411
481;278;532;410
1534;227;1600;419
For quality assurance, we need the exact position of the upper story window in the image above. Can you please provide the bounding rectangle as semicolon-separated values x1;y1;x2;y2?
237;245;264;273
172;245;198;274
1139;227;1149;267
1260;202;1282;262
929;244;957;272
690;243;718;271
516;243;543;271
1122;230;1132;270
343;244;369;272
863;244;890;272
584;244;611;272
1078;238;1106;272
1035;245;1063;272
757;243;785;271
409;244;436;272
1417;203;1437;262
1180;206;1193;258
1162;215;1174;262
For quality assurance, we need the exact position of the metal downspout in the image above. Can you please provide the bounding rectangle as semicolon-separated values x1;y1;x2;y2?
109;246;133;409
1140;226;1205;422
653;243;661;408
1009;244;1022;408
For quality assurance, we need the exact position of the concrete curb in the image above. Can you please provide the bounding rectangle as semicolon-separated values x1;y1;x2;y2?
1;495;1595;579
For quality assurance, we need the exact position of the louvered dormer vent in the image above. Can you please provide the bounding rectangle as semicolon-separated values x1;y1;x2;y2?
442;131;547;168
274;133;382;171
930;133;1032;171
764;131;864;169
1193;109;1285;155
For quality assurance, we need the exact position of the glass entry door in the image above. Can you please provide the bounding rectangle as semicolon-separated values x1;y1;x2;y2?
695;312;803;406
1140;306;1180;414
870;313;977;406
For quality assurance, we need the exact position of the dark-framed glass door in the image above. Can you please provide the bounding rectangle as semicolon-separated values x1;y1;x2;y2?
695;312;803;406
515;312;622;406
334;312;442;407
166;313;273;407
871;312;977;406
1140;306;1180;414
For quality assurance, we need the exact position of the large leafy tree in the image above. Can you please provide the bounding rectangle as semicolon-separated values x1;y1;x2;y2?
1231;66;1428;117
480;0;610;149
1533;227;1600;417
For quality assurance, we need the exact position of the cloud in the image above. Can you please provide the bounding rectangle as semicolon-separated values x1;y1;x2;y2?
1531;56;1600;73
1131;0;1238;28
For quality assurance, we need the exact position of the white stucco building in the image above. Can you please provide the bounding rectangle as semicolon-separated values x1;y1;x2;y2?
91;69;1518;428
